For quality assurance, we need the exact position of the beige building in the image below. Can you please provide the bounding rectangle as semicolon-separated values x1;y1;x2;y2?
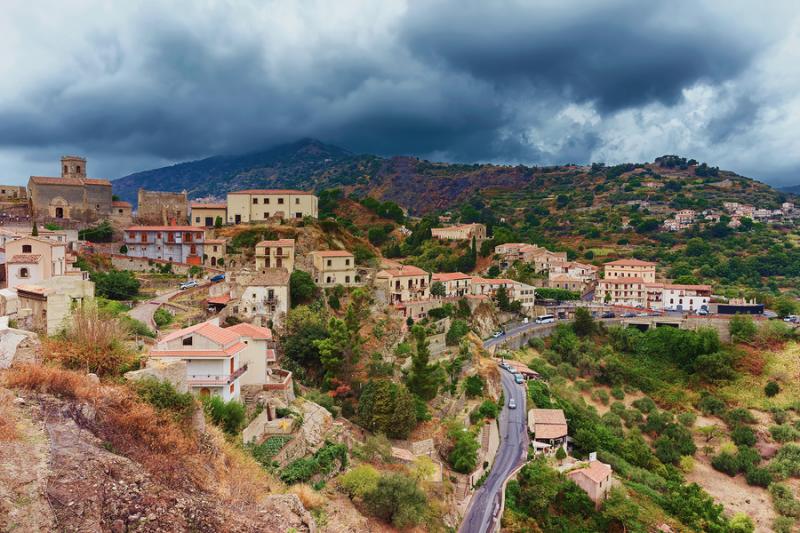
137;189;189;225
226;189;318;224
310;250;359;287
190;203;227;228
236;270;291;328
431;223;487;243
204;238;227;267
224;322;276;387
255;239;295;272
15;276;95;335
494;243;567;272
431;272;472;298
111;200;133;226
566;460;613;508
28;156;112;221
375;265;430;305
5;236;84;288
594;278;648;307
0;185;27;201
603;259;657;283
528;408;568;455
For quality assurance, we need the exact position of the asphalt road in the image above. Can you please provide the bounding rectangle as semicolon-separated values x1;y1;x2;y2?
459;367;529;533
128;287;185;330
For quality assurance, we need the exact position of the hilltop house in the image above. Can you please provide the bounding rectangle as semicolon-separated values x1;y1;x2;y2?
204;238;226;267
431;223;487;243
661;284;712;312
602;259;657;283
431;272;472;298
149;320;248;401
594;278;648;307
124;225;205;265
236;269;291;328
566;459;613;508
15;276;95;335
190;202;227;228
375;265;430;311
256;239;295;272
226;189;318;223
4;236;84;289
309;250;359;287
224;322;276;387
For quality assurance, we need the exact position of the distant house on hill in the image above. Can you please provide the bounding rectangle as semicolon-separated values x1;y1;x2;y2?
528;408;568;455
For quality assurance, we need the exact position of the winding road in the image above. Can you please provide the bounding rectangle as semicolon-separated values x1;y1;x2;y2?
128;288;183;330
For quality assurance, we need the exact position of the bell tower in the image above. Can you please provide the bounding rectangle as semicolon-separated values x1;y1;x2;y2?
61;155;87;179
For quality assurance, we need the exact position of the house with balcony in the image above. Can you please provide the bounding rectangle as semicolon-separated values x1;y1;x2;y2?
662;284;712;312
124;225;205;265
149;320;248;401
237;269;290;328
594;278;648;307
309;250;359;287
431;272;472;298
4;236;84;289
224;322;276;387
255;239;295;272
528;408;568;456
375;265;430;306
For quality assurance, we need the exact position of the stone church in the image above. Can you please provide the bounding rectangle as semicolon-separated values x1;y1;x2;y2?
28;156;112;221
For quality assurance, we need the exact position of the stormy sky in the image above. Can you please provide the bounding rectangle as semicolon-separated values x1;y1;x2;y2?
1;0;799;185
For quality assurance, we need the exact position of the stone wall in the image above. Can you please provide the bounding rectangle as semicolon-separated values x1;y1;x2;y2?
137;189;189;225
123;359;188;392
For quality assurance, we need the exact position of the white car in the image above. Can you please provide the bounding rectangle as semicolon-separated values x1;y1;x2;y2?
179;280;199;290
508;398;517;409
492;331;503;338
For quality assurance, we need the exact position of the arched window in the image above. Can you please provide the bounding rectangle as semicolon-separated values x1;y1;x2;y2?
19;268;29;278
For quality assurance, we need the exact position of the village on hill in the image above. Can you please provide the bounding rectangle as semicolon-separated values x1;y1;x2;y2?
3;153;800;533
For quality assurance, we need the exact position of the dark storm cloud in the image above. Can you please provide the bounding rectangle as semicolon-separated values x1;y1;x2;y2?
0;0;792;182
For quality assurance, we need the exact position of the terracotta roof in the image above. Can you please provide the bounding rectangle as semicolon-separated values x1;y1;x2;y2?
432;272;471;282
226;322;273;340
227;189;313;195
159;321;241;346
535;424;569;439
256;239;295;247
15;284;50;295
528;408;569;439
29;176;111;186
548;274;582;282
150;344;245;358
207;295;232;305
126;225;204;232
190;203;226;209
662;284;712;291
204;238;227;244
567;461;612;484
604;259;657;267
312;250;353;257
377;265;428;277
112;201;132;208
245;269;291;286
529;408;567;425
471;277;514;285
8;254;41;264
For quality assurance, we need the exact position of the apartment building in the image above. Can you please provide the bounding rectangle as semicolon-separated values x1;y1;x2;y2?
4;236;84;288
549;261;598;282
431;223;487;243
309;250;358;287
226;189;318;223
237;269;291;328
190;203;227;228
224;322;276;387
602;259;657;283
431;272;472;298
375;265;430;304
662;284;712;312
124;225;205;265
149;320;248;401
594;278;648;307
255;239;295;272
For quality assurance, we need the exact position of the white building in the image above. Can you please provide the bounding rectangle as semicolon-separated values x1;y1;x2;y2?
149;320;247;401
431;272;472;298
237;269;291;328
224;322;276;387
661;284;712;312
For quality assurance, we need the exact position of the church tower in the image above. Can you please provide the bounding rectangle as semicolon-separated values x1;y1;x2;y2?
61;155;86;179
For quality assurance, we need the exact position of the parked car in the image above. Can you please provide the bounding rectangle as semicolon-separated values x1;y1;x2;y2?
784;315;799;323
492;331;503;338
179;280;199;290
601;311;615;318
698;308;709;316
210;273;225;283
498;361;510;370
513;373;524;384
621;312;636;318
508;398;517;409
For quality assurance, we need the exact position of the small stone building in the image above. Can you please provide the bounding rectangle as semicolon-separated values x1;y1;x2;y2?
137;189;189;225
28;156;112;221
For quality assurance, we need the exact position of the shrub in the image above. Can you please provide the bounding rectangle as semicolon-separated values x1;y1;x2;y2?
679;455;695;473
697;394;726;416
711;452;741;476
463;375;485;398
731;426;757;447
677;412;697;428
202;395;246;436
773;516;795;533
364;473;427;528
745;466;773;487
153;307;173;328
724;408;757;426
448;427;479;474
338;464;380;499
446;319;470;346
771;424;800;443
131;377;195;422
771;483;800;517
595;389;610;405
92;270;140;300
610;386;625;400
631;397;656;414
281;442;348;485
766;381;781;397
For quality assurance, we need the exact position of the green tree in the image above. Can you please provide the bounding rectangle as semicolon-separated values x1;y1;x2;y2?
31;221;38;236
119;244;128;254
729;314;757;343
406;325;441;401
555;445;567;464
446;319;470;346
448;426;479;473
774;296;798;318
463;375;485;398
495;284;511;311
364;473;427;528
357;380;417;439
92;270;140;300
202;395;246;435
289;270;318;306
572;307;595;337
430;281;446;298
339;464;380;499
602;488;642;532
282;306;329;378
214;216;223;228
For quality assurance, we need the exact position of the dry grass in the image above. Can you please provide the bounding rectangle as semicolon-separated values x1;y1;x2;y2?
0;390;18;441
44;304;136;376
214;436;283;505
5;363;99;401
289;483;327;510
720;341;800;409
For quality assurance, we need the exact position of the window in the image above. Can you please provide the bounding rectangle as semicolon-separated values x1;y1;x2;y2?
265;198;270;204
63;165;68;173
22;244;32;253
195;217;200;223
295;198;300;204
77;166;81;174
345;276;350;283
19;268;29;278
182;336;193;346
213;246;218;252
119;209;124;214
345;259;350;266
253;198;258;204
327;260;332;267
278;198;284;204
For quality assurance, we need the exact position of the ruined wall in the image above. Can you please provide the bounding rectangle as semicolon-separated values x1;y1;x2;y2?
137;189;189;224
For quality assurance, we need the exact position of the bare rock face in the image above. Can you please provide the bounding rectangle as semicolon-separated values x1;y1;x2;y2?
471;301;499;339
124;359;188;392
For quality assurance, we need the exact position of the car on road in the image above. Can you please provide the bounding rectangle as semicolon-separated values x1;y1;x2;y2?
784;315;799;323
508;398;517;409
601;311;615;318
491;331;503;338
498;361;510;370
179;280;199;290
209;273;225;283
513;373;524;384
621;311;636;318
698;308;709;316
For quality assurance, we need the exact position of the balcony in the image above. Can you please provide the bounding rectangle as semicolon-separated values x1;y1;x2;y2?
187;364;248;386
